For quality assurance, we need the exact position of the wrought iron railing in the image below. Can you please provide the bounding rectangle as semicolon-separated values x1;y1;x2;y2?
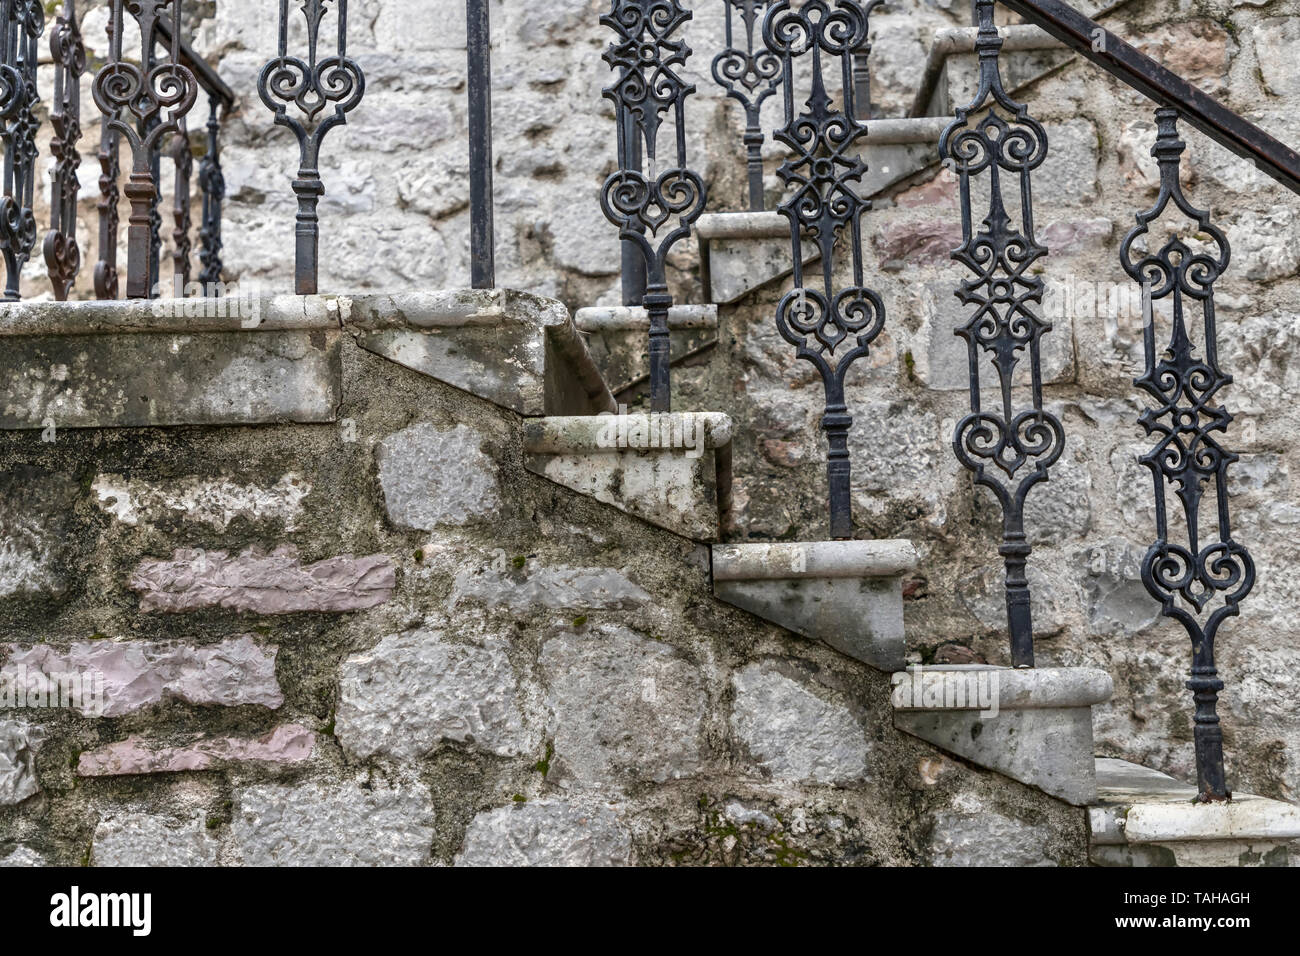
2;0;1296;805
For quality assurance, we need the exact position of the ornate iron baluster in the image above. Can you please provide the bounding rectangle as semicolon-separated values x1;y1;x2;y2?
467;0;494;288
0;0;43;301
940;0;1063;668
765;0;885;541
94;113;121;300
712;0;781;210
1122;108;1254;802
258;0;365;295
92;1;196;300
198;97;224;289
171;119;192;289
600;0;707;413
44;0;85;301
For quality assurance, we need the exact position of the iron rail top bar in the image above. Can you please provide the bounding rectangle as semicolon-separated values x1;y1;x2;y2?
156;18;235;109
997;0;1300;196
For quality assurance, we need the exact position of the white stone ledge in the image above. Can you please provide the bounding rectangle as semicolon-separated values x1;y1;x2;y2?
893;665;1114;711
695;211;790;241
0;294;343;336
865;116;953;145
1091;758;1300;846
574;304;718;332
712;540;918;581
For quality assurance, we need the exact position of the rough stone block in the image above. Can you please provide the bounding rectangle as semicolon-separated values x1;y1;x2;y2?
539;625;708;787
523;413;733;541
233;779;435;867
0;719;41;806
93;812;221;867
77;725;315;776
130;547;395;614
1;635;282;717
927;796;1059;866
893;666;1113;805
455;800;632;867
376;422;502;531
336;630;534;760
92;473;311;532
449;564;651;612
712;540;918;671
731;663;869;786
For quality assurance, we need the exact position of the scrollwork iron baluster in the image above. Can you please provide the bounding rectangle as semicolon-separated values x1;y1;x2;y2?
940;0;1063;668
171;119;193;289
258;0;364;295
765;0;886;541
1;0;43;301
198;97;224;289
44;0;85;302
1122;108;1254;802
712;0;782;211
92;0;197;300
94;112;121;300
600;0;707;413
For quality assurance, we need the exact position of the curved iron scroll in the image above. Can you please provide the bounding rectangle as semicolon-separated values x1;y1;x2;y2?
44;0;85;301
198;98;225;289
939;0;1063;668
92;0;197;300
600;0;707;413
259;0;365;295
1121;108;1254;802
712;1;782;211
1;0;43;301
765;0;886;541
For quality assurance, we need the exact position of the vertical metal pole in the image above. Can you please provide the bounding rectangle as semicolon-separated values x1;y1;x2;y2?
619;107;646;306
467;0;495;289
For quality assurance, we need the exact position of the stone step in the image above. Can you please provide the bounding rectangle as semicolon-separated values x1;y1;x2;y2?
0;289;615;431
892;665;1113;805
345;288;615;417
910;24;1070;121
523;412;733;542
1089;758;1300;867
711;540;918;672
574;304;719;402
696;211;819;305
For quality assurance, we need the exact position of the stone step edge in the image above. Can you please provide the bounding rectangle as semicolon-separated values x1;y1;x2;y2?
712;540;918;581
909;23;1067;118
574;304;718;333
891;665;1114;711
1089;757;1300;845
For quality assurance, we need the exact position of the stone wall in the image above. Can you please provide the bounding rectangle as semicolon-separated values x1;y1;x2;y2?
0;328;1086;866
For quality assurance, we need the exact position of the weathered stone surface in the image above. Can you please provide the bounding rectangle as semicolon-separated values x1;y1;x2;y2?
928;797;1059;866
93;812;221;867
93;473;311;532
376;423;501;531
449;564;651;612
337;630;533;760
956;563;1067;637
712;541;917;671
874;220;963;266
1077;539;1162;637
0;469;80;600
0;719;41;806
539;626;708;786
77;725;315;776
731;664;868;786
894;666;1113;805
346;289;613;417
1227;207;1300;282
455;800;632;867
1;635;282;717
1254;18;1300;99
130;547;395;614
0;329;342;430
233;779;435;867
524;414;733;541
913;280;1076;390
0;846;45;867
1091;758;1300;867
